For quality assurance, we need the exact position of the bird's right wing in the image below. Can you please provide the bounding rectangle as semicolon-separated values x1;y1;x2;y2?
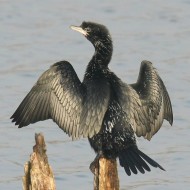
11;61;109;139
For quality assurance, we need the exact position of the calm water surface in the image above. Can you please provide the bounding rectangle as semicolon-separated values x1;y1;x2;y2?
0;0;190;189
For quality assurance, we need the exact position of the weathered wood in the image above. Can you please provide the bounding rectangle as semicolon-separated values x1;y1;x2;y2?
22;133;120;189
22;133;56;190
93;157;120;190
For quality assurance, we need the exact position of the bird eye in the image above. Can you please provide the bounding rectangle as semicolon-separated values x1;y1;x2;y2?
86;27;91;32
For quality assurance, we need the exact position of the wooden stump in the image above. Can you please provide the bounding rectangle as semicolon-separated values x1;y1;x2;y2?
22;133;120;190
93;157;120;190
22;133;56;190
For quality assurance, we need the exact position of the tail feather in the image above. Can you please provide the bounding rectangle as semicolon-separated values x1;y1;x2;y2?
130;150;148;173
136;148;165;171
124;151;138;174
119;153;131;175
131;149;151;171
119;147;165;176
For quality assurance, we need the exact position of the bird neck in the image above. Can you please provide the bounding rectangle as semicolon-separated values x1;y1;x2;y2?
91;37;113;66
84;37;113;80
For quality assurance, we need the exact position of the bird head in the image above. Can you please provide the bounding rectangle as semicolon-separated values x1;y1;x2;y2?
70;21;112;48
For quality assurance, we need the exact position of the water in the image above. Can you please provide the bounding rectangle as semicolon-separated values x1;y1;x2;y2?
1;0;190;189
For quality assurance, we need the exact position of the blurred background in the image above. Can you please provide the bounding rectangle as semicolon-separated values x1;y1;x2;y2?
0;0;190;189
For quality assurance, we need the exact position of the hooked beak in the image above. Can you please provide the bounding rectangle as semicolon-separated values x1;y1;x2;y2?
70;25;88;36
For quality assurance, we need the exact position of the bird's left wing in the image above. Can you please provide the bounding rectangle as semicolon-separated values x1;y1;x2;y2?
11;61;84;138
11;61;109;139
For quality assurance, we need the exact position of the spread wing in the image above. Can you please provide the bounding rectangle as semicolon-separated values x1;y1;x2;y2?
11;61;109;139
118;60;173;140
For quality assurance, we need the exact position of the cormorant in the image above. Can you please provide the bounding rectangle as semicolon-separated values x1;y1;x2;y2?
11;21;173;176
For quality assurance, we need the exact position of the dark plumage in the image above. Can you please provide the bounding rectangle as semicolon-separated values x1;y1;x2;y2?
11;21;173;176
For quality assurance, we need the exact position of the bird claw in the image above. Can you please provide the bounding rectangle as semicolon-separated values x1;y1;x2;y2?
89;152;104;174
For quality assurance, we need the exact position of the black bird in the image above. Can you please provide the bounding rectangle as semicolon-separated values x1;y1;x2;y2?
11;21;173;176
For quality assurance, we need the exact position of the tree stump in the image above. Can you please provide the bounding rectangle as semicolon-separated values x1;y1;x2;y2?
22;133;120;190
22;133;56;190
93;157;120;190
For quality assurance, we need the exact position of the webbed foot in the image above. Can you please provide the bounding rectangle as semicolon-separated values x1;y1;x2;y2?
90;151;104;174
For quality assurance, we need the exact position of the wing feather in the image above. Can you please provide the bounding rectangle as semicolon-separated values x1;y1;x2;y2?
113;60;173;140
11;61;110;139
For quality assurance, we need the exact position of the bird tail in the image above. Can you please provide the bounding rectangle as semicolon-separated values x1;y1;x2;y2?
118;146;165;176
